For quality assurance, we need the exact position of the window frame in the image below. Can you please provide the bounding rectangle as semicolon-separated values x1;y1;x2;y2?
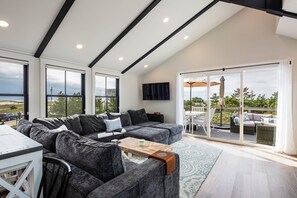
0;62;29;120
45;66;86;117
95;74;119;113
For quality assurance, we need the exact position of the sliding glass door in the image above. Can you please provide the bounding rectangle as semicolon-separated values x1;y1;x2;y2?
184;76;209;137
209;73;242;142
183;65;279;146
242;68;279;146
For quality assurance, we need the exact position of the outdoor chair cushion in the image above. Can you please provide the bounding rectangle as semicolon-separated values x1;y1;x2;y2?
56;131;125;182
127;108;149;125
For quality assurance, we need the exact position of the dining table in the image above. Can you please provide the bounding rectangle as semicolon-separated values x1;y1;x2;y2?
185;111;206;133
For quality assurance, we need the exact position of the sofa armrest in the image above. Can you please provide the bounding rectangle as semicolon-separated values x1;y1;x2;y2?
147;113;164;123
86;153;180;198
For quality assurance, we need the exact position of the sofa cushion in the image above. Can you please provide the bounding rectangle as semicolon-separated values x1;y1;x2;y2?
127;108;149;125
124;127;169;144
104;118;122;132
135;121;160;127
56;131;125;182
33;117;64;130
33;115;83;135
16;119;33;137
107;112;132;127
58;115;83;134
79;115;106;135
30;123;65;152
123;125;142;132
84;132;124;142
43;152;104;198
152;123;183;136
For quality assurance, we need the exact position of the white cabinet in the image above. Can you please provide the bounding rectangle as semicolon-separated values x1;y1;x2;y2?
0;125;43;198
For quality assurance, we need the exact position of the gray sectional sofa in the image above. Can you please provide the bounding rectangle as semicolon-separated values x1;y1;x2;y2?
16;108;182;198
31;108;182;145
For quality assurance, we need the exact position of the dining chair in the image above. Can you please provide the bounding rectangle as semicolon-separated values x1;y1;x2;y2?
193;108;216;134
191;106;205;112
37;156;72;198
183;110;191;132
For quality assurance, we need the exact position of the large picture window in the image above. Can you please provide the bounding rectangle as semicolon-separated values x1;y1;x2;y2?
0;60;28;127
46;67;85;117
95;75;119;114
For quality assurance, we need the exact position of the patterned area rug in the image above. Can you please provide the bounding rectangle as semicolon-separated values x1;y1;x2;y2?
172;139;222;198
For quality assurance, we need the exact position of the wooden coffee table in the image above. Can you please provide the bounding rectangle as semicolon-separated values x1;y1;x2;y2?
118;137;173;158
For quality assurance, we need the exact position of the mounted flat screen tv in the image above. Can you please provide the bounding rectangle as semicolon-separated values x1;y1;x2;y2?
142;82;170;100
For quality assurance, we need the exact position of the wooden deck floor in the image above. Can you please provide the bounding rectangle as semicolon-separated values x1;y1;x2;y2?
190;137;297;198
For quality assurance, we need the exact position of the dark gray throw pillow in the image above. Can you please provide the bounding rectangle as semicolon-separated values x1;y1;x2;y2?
127;108;149;125
16;119;33;137
107;112;132;127
33;117;64;130
56;131;125;182
33;115;83;135
30;123;65;152
79;115;106;135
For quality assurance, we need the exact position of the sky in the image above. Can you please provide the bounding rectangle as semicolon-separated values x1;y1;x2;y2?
0;61;279;102
184;68;279;100
0;61;117;101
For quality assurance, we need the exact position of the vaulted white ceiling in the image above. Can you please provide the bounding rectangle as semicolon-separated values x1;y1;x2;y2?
0;0;296;75
276;0;297;40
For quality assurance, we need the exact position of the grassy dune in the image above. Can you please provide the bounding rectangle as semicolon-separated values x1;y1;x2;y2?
0;101;24;114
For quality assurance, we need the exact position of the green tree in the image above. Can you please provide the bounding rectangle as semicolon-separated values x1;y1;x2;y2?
49;92;66;117
48;91;83;117
95;98;105;114
266;91;278;108
231;87;255;100
210;93;219;107
254;94;267;108
67;93;82;115
107;97;117;112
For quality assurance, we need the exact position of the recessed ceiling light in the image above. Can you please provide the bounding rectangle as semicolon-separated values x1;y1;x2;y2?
76;44;83;49
144;64;148;68
163;17;169;23
118;57;124;61
184;35;189;40
0;20;9;28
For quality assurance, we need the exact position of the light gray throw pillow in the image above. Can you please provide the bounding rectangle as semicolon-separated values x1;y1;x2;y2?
104;118;122;132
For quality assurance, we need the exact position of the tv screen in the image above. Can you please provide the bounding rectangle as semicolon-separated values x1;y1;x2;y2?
142;82;170;100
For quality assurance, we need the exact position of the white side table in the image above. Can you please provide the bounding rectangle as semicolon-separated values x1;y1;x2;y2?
0;125;43;198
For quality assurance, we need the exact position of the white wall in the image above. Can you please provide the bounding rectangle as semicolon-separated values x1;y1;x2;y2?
120;73;142;111
141;8;297;145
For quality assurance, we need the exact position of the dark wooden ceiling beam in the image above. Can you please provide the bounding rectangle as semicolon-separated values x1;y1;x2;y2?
121;0;219;74
88;0;161;68
220;0;297;19
34;0;75;58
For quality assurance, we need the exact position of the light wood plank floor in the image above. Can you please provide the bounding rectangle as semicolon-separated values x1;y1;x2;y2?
187;136;297;198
